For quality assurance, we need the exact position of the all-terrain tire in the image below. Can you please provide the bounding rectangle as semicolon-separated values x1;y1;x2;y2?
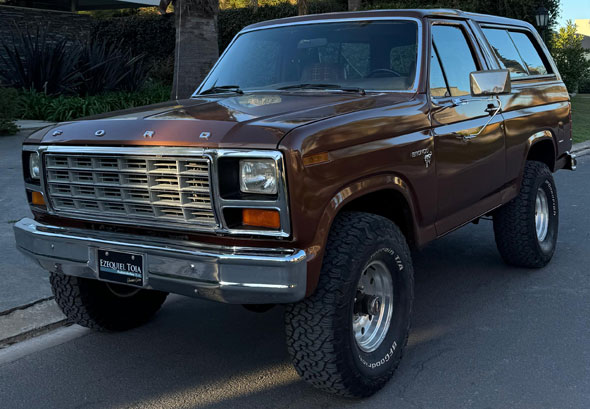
285;212;414;398
493;160;559;268
50;273;168;331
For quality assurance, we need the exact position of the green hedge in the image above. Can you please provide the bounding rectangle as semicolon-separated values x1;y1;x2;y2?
92;0;557;64
218;1;346;50
91;1;347;60
579;77;590;94
91;14;175;64
15;83;171;123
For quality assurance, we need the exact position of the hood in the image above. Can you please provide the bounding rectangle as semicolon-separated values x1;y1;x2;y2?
35;92;413;149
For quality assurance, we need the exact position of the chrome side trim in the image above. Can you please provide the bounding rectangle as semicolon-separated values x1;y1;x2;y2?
193;17;423;97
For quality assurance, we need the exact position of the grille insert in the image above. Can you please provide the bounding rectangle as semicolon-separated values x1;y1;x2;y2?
44;154;216;227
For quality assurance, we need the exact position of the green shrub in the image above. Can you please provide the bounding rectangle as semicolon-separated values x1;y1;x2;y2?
0;87;19;135
0;24;80;95
552;22;590;93
0;118;18;136
148;55;175;86
16;83;171;123
90;13;175;80
0;24;151;96
91;14;175;63
218;1;346;51
579;77;590;94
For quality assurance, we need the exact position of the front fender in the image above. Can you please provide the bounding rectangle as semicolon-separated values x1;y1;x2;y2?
303;173;432;296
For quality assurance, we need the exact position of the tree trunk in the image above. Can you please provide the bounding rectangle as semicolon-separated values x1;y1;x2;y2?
347;0;361;11
172;0;219;100
297;0;307;16
250;0;258;9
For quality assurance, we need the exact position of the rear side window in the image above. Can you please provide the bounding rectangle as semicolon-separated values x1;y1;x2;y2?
432;25;479;96
509;31;549;75
482;27;551;78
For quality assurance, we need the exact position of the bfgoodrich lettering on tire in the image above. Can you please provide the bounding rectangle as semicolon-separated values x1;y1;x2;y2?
285;212;414;397
493;160;559;268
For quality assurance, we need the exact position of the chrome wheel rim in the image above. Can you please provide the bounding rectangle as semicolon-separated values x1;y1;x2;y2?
535;188;550;242
352;260;394;353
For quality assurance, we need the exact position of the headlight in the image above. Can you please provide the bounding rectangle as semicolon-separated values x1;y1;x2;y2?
239;159;278;194
29;152;40;180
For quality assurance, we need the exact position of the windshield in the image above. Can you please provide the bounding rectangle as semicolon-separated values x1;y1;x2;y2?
197;20;419;94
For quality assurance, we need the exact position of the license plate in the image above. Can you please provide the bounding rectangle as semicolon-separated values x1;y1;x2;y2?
97;249;145;287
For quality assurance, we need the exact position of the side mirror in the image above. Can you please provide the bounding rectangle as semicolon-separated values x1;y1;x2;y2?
470;69;511;96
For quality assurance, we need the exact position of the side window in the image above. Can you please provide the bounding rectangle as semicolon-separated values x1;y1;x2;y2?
430;47;449;97
482;28;534;78
508;31;550;76
431;25;478;96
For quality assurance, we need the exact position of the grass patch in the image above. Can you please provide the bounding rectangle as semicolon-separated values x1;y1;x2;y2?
571;94;590;144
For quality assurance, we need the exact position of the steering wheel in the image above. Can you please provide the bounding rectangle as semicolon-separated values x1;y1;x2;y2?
366;68;401;78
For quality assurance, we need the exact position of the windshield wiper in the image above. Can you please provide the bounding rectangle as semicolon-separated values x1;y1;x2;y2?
278;83;366;95
199;85;243;95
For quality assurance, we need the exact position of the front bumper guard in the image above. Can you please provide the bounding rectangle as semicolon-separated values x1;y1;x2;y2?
13;218;307;304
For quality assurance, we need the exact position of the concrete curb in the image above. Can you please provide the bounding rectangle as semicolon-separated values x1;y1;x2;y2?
572;141;590;158
14;120;56;131
0;298;66;348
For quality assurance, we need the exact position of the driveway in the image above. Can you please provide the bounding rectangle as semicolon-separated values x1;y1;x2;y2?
0;132;52;312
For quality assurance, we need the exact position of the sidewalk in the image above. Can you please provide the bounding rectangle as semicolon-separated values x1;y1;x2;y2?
0;130;65;346
14;120;56;131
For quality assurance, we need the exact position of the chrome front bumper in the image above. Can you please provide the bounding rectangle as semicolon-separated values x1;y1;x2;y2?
13;218;307;304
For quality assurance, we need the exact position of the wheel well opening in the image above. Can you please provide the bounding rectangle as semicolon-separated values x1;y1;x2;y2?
527;140;556;171
340;189;416;247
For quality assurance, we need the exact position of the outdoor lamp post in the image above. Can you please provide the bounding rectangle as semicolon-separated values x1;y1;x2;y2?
535;5;549;42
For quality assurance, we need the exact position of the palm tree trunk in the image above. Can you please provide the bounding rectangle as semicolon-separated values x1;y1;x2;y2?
297;0;308;16
348;0;361;11
172;0;219;100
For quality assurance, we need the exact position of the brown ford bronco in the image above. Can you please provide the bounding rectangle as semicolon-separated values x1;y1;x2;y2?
14;9;576;397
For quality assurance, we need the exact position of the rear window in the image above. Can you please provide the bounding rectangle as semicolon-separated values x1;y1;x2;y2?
482;27;551;78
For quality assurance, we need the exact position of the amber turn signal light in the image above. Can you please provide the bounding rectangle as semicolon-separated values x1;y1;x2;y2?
31;191;46;206
302;152;330;166
242;209;280;229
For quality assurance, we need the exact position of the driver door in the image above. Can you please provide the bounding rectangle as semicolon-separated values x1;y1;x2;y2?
429;20;507;235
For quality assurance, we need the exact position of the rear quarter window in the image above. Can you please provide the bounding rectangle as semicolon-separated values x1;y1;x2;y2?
509;31;549;76
481;27;552;78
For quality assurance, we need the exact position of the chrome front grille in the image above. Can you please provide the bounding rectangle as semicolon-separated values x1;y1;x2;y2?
44;154;217;228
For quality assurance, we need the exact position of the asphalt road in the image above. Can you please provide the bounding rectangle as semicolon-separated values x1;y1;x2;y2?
0;155;588;409
0;132;51;312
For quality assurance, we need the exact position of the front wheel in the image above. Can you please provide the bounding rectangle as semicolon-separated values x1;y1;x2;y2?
50;273;168;331
493;160;559;268
285;212;414;397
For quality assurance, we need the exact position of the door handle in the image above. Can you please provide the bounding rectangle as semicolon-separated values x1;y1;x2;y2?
461;98;503;142
451;97;468;107
484;101;501;115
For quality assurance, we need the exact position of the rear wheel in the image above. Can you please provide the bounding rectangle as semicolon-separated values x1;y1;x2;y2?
285;212;414;397
50;273;168;331
493;160;558;268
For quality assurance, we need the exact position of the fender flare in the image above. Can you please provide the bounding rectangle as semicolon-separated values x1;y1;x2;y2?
524;130;556;170
304;173;421;295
